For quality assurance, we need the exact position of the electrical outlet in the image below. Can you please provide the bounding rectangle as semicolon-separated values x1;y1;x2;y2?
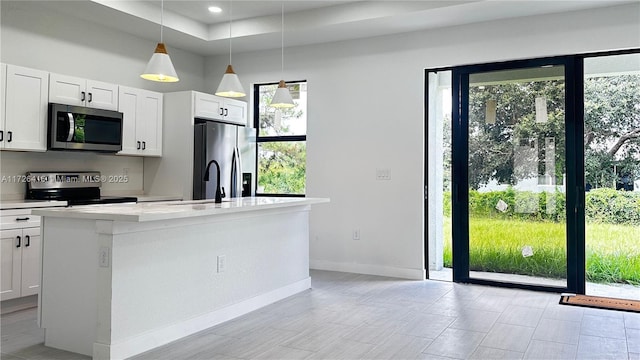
352;229;360;240
217;255;226;273
376;168;391;180
99;247;110;268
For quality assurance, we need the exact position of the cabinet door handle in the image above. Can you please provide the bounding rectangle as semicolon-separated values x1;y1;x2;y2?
16;217;30;221
224;108;228;117
142;141;146;150
219;107;224;116
7;131;12;142
137;141;141;150
0;130;3;141
16;236;21;248
25;235;30;247
81;91;86;102
88;92;93;103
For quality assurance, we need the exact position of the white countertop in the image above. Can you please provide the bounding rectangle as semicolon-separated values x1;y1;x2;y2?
0;194;181;210
0;200;68;210
134;194;183;202
32;197;329;222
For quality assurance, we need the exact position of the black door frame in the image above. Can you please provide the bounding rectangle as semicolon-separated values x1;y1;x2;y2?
452;56;581;293
424;48;639;293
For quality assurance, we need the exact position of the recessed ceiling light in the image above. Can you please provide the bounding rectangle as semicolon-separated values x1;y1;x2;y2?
208;6;222;13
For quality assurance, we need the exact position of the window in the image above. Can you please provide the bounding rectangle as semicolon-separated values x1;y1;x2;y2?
253;81;307;196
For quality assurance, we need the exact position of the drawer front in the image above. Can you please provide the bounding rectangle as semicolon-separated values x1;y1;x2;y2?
1;210;40;230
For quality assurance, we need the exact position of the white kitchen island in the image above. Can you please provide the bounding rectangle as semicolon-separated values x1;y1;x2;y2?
32;197;328;360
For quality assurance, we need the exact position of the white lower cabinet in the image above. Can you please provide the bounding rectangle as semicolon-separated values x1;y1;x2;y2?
118;86;163;156
1;229;22;301
0;211;42;301
20;227;41;297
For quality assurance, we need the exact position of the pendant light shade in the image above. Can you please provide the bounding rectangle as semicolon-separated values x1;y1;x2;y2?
269;3;295;108
216;65;245;97
141;43;179;82
141;0;179;82
216;0;246;98
270;80;295;109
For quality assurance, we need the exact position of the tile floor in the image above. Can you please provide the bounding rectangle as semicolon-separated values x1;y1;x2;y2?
1;270;639;359
429;268;640;301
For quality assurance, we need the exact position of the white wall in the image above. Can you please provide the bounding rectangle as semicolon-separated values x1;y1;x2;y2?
0;1;206;92
0;151;143;200
205;4;640;279
1;1;637;276
0;1;207;199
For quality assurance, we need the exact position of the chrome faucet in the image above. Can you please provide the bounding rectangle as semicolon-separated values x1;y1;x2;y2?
203;160;225;203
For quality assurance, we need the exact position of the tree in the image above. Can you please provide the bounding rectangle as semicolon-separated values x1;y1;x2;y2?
467;79;565;189
464;74;639;191
584;75;640;188
258;142;306;194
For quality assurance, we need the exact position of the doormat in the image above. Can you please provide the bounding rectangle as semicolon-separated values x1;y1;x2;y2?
559;294;640;313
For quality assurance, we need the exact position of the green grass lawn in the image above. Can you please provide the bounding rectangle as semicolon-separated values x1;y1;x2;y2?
442;217;640;285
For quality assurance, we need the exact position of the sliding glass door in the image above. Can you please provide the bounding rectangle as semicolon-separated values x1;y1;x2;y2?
429;50;638;296
469;65;569;287
451;58;579;291
583;53;640;300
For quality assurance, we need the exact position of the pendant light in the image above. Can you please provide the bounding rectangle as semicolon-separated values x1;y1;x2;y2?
269;3;295;108
215;0;246;97
141;0;179;82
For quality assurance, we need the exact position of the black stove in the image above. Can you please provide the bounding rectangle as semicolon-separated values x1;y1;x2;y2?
66;196;138;206
25;171;137;205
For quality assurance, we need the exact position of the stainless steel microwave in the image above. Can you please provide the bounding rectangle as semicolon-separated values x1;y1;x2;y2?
48;103;123;152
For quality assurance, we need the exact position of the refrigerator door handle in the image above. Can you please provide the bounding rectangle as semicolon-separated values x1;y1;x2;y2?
236;146;243;197
230;146;243;198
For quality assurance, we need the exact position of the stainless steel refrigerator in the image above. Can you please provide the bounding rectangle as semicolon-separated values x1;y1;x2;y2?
193;120;256;200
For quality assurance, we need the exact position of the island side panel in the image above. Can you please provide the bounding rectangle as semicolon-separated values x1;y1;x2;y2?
104;206;311;358
39;217;101;357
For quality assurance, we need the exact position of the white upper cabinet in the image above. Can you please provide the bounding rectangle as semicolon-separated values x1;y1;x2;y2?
119;88;139;155
1;64;6;142
194;92;223;120
49;73;118;111
87;80;120;110
194;92;247;126
223;98;248;125
118;86;163;157
1;64;48;151
138;91;163;156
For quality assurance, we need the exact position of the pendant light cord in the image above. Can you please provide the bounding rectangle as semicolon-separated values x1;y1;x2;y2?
160;0;164;43
229;0;233;65
281;2;284;78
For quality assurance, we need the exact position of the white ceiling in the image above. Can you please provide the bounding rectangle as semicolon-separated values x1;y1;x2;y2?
4;1;635;56
160;1;358;25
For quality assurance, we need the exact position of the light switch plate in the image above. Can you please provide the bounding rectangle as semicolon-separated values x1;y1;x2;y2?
217;255;226;273
99;247;110;268
376;168;391;180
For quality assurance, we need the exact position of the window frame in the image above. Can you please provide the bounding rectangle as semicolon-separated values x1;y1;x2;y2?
253;80;308;197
